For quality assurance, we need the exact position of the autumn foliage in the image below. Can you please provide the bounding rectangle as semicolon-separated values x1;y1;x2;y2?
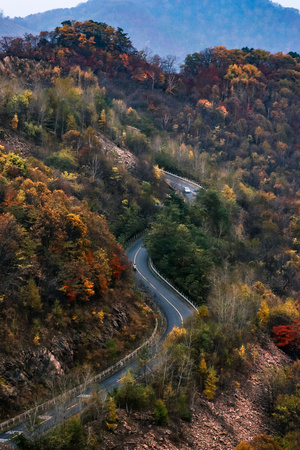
273;320;300;355
2;19;300;442
0;149;131;326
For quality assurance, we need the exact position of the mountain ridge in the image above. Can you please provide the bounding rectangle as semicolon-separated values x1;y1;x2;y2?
2;0;300;58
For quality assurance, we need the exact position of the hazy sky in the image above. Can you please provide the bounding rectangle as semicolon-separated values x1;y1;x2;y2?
1;0;300;18
1;0;87;18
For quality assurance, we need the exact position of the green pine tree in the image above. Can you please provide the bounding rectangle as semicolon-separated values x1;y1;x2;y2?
154;399;168;425
22;278;42;311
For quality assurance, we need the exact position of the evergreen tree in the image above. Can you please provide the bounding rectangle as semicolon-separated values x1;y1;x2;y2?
154;399;168;425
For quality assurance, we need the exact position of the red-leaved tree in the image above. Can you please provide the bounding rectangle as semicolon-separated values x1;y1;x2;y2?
273;320;300;357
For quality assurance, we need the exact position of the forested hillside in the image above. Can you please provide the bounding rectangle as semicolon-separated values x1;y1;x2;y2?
0;22;164;420
0;19;300;448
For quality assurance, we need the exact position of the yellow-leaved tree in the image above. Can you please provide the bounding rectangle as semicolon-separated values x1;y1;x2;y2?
11;114;18;130
203;367;219;400
106;396;118;431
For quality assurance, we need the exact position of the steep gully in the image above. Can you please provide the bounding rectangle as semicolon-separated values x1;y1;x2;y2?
0;172;200;446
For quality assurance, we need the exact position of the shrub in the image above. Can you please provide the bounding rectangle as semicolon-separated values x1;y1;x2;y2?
154;399;168;425
4;153;27;178
178;394;192;422
46;149;77;172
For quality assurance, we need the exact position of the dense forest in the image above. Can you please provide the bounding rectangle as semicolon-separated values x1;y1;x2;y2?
0;21;165;421
0;19;300;449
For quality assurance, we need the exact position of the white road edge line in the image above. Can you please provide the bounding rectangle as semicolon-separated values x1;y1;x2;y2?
134;245;184;324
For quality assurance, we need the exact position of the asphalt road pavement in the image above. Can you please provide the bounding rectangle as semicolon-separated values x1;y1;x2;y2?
163;171;202;201
0;238;195;446
127;238;194;336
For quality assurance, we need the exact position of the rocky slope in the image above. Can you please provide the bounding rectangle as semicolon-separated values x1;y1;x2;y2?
98;341;291;449
0;301;154;420
0;130;154;420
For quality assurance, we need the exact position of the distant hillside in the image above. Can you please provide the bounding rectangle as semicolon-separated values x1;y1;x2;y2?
2;0;300;58
0;13;34;37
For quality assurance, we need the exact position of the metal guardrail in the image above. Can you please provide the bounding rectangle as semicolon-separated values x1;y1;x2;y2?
123;231;145;250
0;172;200;434
149;258;198;312
0;315;159;433
162;169;204;191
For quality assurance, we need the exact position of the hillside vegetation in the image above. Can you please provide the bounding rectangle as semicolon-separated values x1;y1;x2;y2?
0;23;165;420
0;19;299;448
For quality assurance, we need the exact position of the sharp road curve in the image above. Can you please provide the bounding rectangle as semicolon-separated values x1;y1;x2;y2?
0;173;199;446
128;238;194;337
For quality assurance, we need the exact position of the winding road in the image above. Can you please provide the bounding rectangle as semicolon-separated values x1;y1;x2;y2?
128;238;195;336
163;170;202;202
0;174;199;447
